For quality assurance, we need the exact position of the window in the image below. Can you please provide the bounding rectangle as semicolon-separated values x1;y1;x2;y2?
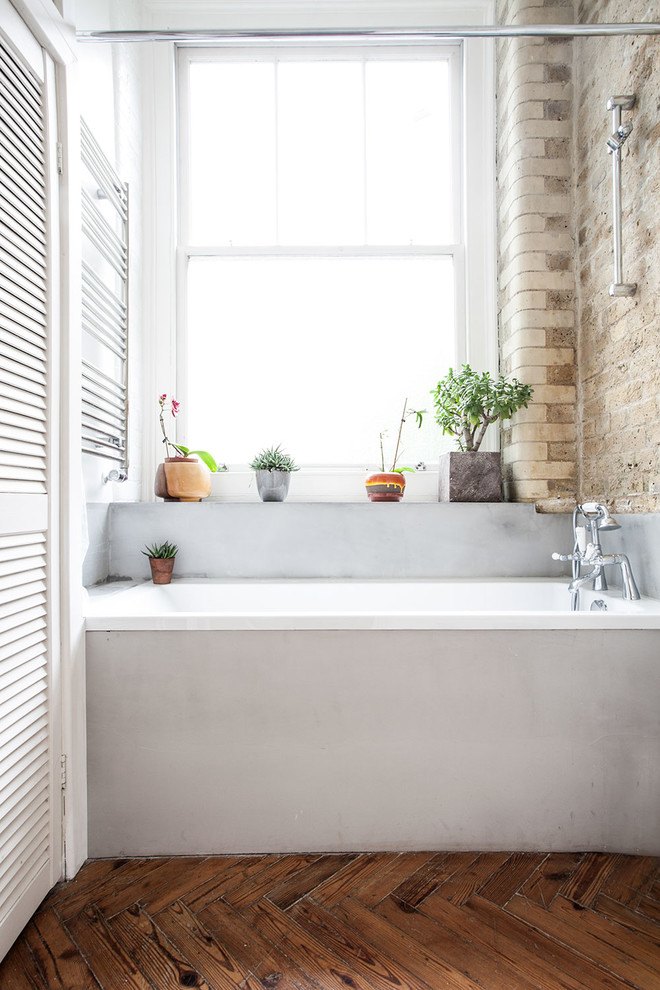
174;40;494;495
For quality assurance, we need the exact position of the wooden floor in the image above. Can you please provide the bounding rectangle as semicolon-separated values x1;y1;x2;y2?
2;851;660;989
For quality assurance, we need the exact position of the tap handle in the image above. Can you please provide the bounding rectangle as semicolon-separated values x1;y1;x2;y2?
552;552;575;562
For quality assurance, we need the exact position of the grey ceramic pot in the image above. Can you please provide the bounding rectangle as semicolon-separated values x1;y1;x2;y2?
255;469;292;502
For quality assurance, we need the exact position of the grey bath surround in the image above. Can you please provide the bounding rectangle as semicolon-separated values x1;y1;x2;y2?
86;500;660;596
88;501;575;583
86;627;660;857
84;501;660;858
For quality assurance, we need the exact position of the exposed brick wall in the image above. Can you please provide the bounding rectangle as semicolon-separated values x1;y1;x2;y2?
575;2;660;511
496;0;578;510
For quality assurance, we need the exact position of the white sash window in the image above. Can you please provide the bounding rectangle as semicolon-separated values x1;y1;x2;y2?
172;38;495;497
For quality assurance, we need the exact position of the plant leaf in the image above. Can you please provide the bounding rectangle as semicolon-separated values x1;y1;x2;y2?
186;450;218;473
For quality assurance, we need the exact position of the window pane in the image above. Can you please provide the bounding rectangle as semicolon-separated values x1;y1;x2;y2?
185;55;455;248
366;60;453;244
277;62;364;245
186;256;455;466
188;63;276;244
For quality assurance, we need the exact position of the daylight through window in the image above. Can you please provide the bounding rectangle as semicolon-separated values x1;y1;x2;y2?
178;45;463;468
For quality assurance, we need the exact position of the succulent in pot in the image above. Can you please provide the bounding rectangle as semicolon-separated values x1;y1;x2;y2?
142;540;178;584
430;365;533;502
154;394;223;501
250;445;299;502
366;399;425;502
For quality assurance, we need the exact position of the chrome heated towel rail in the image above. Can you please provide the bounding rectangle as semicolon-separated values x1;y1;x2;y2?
80;119;129;467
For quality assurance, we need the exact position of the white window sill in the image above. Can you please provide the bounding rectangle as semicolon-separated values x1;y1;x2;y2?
207;467;442;502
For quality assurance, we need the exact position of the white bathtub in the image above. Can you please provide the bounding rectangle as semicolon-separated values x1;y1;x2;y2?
85;577;660;630
85;576;660;857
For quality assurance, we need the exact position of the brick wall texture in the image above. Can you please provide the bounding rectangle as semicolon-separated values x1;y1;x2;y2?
574;1;660;511
496;0;578;511
497;0;660;512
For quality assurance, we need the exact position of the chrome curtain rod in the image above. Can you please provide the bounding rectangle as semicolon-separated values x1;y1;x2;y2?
76;24;660;43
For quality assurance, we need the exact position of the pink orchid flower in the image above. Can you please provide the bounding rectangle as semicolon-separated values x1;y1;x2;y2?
156;393;218;473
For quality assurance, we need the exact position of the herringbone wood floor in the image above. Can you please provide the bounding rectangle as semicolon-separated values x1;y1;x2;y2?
2;851;660;989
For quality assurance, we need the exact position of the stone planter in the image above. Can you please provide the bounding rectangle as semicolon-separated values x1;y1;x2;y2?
438;451;502;502
255;469;292;502
148;557;175;584
155;457;211;502
365;472;406;502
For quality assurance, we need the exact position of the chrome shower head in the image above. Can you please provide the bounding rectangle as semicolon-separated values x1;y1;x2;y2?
578;501;620;530
596;506;620;531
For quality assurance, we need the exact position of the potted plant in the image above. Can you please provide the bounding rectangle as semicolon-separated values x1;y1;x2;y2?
154;394;222;501
430;365;533;502
366;399;425;502
142;541;178;584
250;445;299;501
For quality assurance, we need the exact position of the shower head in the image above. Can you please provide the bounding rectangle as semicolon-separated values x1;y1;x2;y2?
578;502;620;530
596;507;620;531
607;119;633;152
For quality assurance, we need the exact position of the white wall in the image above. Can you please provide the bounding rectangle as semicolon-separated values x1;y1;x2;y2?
73;0;142;31
76;0;494;32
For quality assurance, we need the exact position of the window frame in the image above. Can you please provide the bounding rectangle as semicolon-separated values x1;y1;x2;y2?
145;25;496;501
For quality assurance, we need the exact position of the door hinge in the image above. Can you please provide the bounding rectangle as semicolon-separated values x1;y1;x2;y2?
56;142;63;175
60;753;67;789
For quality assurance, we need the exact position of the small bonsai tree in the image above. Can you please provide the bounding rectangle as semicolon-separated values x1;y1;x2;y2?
250;445;299;472
431;365;533;452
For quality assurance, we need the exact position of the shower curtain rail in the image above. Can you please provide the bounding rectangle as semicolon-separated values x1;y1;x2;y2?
76;24;660;43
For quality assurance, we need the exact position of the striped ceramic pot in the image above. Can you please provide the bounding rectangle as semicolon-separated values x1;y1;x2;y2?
365;472;406;502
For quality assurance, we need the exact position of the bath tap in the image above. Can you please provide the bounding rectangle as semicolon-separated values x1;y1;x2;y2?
552;502;640;608
562;543;640;600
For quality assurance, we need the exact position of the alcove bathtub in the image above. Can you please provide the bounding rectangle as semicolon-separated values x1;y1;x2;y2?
84;578;660;859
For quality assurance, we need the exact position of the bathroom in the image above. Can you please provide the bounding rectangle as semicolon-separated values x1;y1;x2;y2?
2;0;660;979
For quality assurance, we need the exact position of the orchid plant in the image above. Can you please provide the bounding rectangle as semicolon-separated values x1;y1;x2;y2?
158;394;220;473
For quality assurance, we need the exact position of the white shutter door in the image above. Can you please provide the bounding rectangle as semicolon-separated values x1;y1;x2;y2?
0;3;61;962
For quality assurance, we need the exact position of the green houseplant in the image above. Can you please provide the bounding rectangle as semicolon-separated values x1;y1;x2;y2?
430;365;533;502
366;399;425;502
155;395;222;502
250;445;299;502
142;540;178;584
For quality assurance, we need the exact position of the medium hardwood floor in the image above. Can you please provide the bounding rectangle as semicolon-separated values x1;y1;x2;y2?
2;851;660;989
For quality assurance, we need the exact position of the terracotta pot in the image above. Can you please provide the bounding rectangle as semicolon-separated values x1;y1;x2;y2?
148;557;175;584
154;457;211;502
365;472;406;502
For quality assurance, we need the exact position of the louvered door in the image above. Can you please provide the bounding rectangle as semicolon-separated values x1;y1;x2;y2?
0;2;61;962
